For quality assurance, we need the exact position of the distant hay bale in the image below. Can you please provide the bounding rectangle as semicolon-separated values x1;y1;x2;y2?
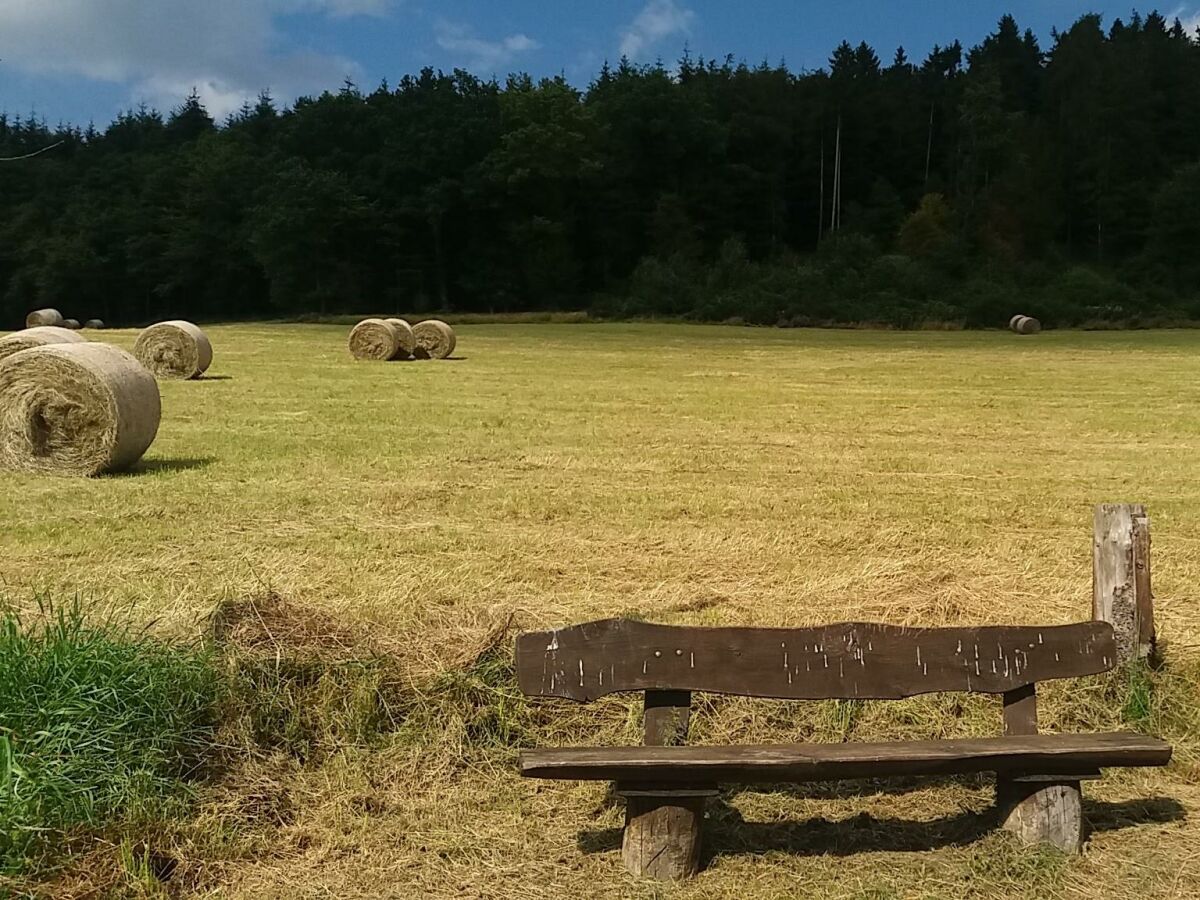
0;326;87;363
412;320;456;360
1015;316;1042;335
1009;315;1026;331
25;309;64;328
63;319;82;330
0;342;161;476
348;318;399;361
133;320;213;379
385;318;416;360
84;319;106;330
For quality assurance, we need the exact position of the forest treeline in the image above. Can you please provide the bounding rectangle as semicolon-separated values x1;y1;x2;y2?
2;12;1200;328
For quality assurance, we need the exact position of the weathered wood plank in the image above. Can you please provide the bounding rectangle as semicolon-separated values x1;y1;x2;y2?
516;619;1117;702
519;733;1171;782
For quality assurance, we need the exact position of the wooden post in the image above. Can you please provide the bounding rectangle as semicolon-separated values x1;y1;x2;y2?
1093;504;1155;663
998;780;1083;851
997;684;1084;852
619;690;710;880
619;787;712;880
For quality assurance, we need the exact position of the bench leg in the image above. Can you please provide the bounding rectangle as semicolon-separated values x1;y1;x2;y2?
620;791;708;880
997;778;1083;853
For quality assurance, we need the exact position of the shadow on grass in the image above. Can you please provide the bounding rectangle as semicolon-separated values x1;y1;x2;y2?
577;790;1185;859
108;457;216;477
198;374;233;381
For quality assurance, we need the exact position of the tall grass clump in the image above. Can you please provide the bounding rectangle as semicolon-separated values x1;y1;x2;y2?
0;600;219;876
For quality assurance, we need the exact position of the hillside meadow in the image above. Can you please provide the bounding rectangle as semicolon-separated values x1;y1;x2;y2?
1;322;1199;898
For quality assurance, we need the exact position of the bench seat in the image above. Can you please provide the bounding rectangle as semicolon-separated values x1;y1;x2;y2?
521;732;1172;783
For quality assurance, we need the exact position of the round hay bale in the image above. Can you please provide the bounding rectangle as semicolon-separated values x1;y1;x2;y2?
0;342;161;476
412;320;456;360
63;318;82;330
84;319;106;330
1015;316;1042;335
348;318;399;361
1009;315;1026;331
0;326;87;363
133;320;213;379
25;308;64;328
385;318;416;360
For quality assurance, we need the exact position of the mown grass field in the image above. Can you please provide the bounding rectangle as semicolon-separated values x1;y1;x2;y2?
2;323;1199;898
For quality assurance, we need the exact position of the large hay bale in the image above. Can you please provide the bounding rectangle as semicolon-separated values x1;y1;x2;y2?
25;309;64;328
385;318;416;360
0;342;161;476
348;318;399;361
0;326;87;363
133;320;213;379
1009;315;1026;331
84;319;106;330
412;319;456;360
63;318;82;330
1015;316;1042;335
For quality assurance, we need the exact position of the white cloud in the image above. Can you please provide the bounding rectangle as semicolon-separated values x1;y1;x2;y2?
619;0;695;60
1169;5;1200;35
434;21;540;72
0;0;391;120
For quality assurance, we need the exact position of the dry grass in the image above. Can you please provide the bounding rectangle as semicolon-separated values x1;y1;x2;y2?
1;323;1199;898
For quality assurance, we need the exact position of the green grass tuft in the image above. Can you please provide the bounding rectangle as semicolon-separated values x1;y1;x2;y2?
0;599;219;876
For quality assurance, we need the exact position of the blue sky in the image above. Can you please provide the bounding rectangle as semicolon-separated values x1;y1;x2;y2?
2;1;1198;126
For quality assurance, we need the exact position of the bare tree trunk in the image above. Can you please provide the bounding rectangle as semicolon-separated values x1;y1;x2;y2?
430;216;448;310
925;101;935;189
830;115;842;234
818;130;825;243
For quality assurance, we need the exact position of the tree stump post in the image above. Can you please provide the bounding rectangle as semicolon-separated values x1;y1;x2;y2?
619;787;714;880
1093;504;1155;663
617;689;712;880
998;779;1084;852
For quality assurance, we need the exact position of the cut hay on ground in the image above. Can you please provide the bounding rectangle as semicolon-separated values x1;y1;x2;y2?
0;326;87;363
348;319;399;361
133;320;213;379
385;318;416;360
1015;316;1042;335
0;342;161;476
63;319;82;330
412;319;456;360
25;309;64;328
84;319;105;330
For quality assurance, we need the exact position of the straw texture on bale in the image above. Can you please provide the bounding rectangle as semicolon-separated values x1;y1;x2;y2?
1015;316;1042;335
1009;314;1026;331
0;342;161;476
25;309;64;328
63;319;82;330
0;326;87;363
412;319;456;360
134;320;213;379
84;319;106;330
348;319;399;361
385;318;416;360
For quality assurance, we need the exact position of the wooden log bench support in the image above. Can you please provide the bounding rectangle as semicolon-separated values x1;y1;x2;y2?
516;619;1172;880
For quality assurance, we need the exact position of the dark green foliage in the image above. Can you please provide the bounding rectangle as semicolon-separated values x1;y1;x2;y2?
0;602;218;875
2;14;1200;326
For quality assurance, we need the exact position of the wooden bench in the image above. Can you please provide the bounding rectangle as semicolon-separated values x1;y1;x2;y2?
515;618;1172;880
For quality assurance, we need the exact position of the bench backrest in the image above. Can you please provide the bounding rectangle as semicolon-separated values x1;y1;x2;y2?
516;619;1116;702
516;619;1117;743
